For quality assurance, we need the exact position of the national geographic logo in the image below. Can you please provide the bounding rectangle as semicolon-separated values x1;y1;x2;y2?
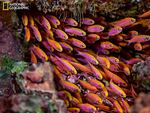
2;2;29;10
3;2;9;10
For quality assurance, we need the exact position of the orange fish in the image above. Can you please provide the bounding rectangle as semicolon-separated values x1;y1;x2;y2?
47;38;63;52
31;45;48;61
95;104;110;112
30;50;37;64
111;17;136;28
56;56;77;74
101;41;118;50
85;34;100;44
59;42;73;52
125;58;143;65
118;62;130;76
87;24;104;33
65;27;86;36
57;90;73;101
70;61;91;74
107;56;120;64
68;38;86;48
85;93;102;105
128;35;150;44
138;10;150;18
53;28;68;40
134;42;143;51
70;97;81;107
60;80;81;93
88;63;103;80
53;66;64;81
24;26;30;42
96;55;110;68
22;14;28;26
67;107;80;113
103;67;127;86
77;50;99;65
109;64;120;72
28;15;34;26
101;87;109;97
64;18;78;26
56;53;78;63
109;80;126;98
78;103;96;113
30;25;42;42
41;16;51;30
88;78;104;90
113;100;123;113
46;15;60;28
108;26;122;36
128;30;138;38
42;41;54;52
74;92;83;103
81;18;95;25
119;98;130;113
64;100;69;107
79;80;98;92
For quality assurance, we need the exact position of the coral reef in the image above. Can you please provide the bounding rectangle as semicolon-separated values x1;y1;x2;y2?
19;9;150;113
132;57;150;92
130;93;150;113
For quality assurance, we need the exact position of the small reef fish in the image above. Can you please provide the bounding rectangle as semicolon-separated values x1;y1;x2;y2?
52;28;68;40
128;35;150;44
22;14;28;26
64;18;78;26
30;25;42;42
81;18;95;25
87;24;104;33
108;26;122;36
65;27;86;36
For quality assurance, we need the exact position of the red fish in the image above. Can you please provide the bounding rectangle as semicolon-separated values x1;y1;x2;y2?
81;18;95;25
108;26;122;36
87;25;104;33
65;27;86;36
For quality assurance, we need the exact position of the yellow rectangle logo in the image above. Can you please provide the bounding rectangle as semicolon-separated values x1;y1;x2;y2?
3;2;9;10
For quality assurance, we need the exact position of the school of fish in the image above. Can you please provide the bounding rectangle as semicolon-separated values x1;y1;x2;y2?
21;10;150;113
